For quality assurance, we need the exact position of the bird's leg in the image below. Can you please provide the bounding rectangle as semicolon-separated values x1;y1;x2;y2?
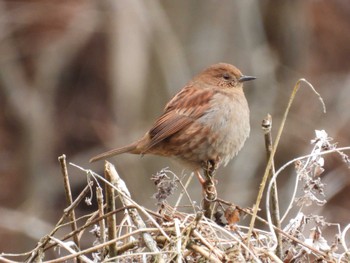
195;160;217;187
203;160;217;199
205;159;217;177
195;170;206;185
202;160;218;219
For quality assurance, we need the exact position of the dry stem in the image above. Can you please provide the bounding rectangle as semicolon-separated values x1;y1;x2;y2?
261;114;282;258
58;154;81;261
104;162;118;258
247;79;326;244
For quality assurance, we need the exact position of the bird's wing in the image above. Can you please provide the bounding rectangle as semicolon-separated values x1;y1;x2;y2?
144;85;214;151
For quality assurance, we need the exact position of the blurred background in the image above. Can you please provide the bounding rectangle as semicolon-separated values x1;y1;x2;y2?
0;0;350;255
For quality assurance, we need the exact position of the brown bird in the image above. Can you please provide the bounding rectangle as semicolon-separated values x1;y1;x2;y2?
90;63;255;185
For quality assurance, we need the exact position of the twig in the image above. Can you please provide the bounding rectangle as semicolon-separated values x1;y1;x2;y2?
261;114;282;258
180;212;202;254
106;162;165;263
53;207;160;253
265;146;350;229
341;223;350;252
247;79;326;244
217;197;343;260
96;186;106;257
114;240;139;255
63;181;94;216
70;163;171;241
261;249;284;263
0;256;17;263
186;243;221;263
204;221;262;263
239;201;334;260
104;162;118;258
192;230;225;260
25;156;91;262
49;236;93;263
174;218;182;263
173;172;195;213
58;154;81;259
25;182;93;262
43;228;160;263
216;197;339;261
109;250;175;262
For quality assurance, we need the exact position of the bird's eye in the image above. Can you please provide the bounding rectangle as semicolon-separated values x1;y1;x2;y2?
222;73;231;80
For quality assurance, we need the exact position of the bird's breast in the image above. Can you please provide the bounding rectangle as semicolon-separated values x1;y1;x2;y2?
197;91;250;166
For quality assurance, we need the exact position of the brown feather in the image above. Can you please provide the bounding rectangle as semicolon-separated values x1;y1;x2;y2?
89;142;139;163
144;86;214;152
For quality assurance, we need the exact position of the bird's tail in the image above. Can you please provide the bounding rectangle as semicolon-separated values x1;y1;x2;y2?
89;142;139;163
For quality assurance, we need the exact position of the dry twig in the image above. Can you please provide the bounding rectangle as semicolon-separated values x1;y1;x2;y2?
58;155;81;255
261;114;282;258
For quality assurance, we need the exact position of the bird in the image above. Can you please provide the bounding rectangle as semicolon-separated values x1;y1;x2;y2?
90;63;255;185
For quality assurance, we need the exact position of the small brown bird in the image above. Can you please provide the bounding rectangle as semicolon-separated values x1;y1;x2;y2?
90;63;255;184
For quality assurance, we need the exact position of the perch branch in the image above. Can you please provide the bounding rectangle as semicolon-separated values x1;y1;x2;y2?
202;165;217;219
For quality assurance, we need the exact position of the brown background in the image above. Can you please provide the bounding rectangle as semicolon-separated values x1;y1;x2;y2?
0;0;349;254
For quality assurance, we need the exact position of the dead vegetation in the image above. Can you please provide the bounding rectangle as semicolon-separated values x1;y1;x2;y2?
1;80;350;263
1;141;350;262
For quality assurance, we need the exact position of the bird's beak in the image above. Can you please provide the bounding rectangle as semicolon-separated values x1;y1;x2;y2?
239;75;256;82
